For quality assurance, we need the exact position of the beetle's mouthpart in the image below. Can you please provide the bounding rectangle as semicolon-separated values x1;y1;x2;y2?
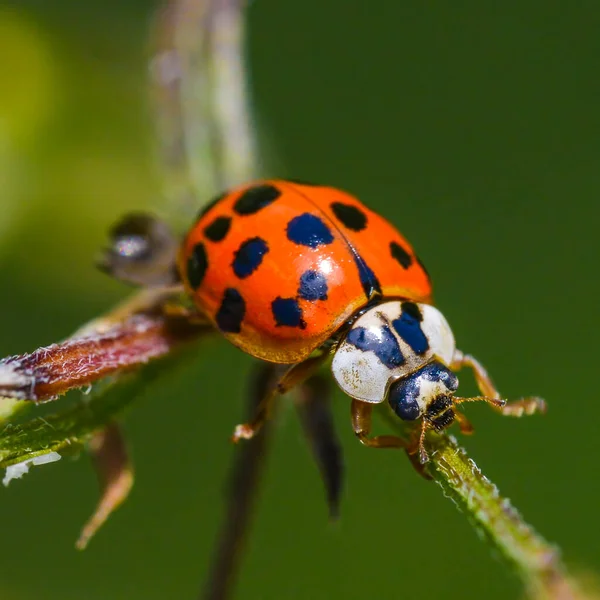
418;394;456;463
424;394;455;431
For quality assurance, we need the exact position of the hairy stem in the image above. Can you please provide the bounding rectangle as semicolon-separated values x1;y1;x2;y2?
408;428;583;600
0;352;188;468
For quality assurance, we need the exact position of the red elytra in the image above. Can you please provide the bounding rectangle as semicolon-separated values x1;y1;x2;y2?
179;179;432;363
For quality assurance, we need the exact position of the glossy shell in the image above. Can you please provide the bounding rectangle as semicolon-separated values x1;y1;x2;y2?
179;180;432;363
331;301;456;403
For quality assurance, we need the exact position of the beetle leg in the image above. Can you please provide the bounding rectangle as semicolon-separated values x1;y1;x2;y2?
450;350;499;398
231;352;329;442
160;301;209;324
454;411;475;435
353;400;432;476
451;350;546;417
76;422;133;550
495;396;547;416
351;400;408;449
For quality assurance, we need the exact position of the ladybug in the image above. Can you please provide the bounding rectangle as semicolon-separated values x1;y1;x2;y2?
102;179;545;463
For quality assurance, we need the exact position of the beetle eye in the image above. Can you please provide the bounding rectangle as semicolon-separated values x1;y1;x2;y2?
98;213;180;287
387;375;421;421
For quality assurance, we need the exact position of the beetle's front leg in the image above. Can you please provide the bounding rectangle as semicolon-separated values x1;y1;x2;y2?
451;350;546;417
231;352;329;442
351;400;432;477
351;400;408;449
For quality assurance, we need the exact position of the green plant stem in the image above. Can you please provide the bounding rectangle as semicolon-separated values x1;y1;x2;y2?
428;434;555;579
398;427;583;600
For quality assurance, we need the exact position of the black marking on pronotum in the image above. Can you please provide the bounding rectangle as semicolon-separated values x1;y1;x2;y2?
298;270;328;301
216;288;246;333
346;324;404;369
197;191;227;220
352;252;382;299
390;241;413;269
186;243;208;289
331;202;368;232
271;297;306;329
233;184;281;215
392;302;429;354
203;216;231;242
232;237;269;279
402;302;423;321
286;213;334;248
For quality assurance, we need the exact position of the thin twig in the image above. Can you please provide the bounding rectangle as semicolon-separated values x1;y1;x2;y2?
202;364;282;600
0;289;208;405
150;0;256;228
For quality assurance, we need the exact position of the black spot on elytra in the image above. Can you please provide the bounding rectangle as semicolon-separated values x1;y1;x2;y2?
203;216;231;242
416;256;430;280
197;191;227;220
216;288;246;333
232;237;269;279
272;297;306;329
352;253;382;299
298;270;328;301
331;202;368;232
286;213;334;248
233;184;281;215
390;241;413;269
346;324;404;369
392;302;429;354
186;243;208;289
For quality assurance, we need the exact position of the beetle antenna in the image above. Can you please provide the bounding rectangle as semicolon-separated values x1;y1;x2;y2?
453;396;506;409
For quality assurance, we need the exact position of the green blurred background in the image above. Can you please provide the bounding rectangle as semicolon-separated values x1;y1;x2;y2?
1;1;599;598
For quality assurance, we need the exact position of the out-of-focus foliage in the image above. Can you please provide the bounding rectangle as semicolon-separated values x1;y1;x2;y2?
0;8;58;242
